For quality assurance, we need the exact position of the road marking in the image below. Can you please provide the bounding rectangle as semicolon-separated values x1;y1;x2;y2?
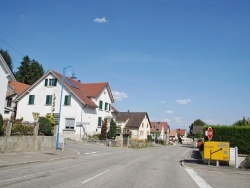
185;168;213;188
81;170;110;184
85;151;98;155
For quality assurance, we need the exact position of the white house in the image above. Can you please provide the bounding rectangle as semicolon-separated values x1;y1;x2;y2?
4;81;30;120
0;54;16;116
116;112;151;140
14;70;114;140
150;122;170;141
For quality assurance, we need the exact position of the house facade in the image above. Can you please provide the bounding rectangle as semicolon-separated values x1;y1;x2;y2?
150;122;170;141
116;112;151;140
0;54;16;116
4;81;30;120
15;70;114;140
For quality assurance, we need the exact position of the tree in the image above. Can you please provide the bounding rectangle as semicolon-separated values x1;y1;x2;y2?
0;49;14;72
189;119;205;135
107;119;117;139
99;118;108;140
15;55;44;85
38;117;53;136
233;117;250;126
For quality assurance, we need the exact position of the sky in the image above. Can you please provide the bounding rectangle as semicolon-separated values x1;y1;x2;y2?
1;0;249;130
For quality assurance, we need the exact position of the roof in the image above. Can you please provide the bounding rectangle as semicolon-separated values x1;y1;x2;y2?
8;81;30;96
176;129;186;136
15;70;114;108
169;130;177;137
150;122;169;132
116;112;151;128
111;106;119;114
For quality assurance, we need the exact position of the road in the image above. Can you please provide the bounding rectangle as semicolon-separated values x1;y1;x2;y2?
0;141;249;188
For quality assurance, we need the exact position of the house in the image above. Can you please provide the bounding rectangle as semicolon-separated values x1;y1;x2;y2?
14;70;114;140
3;81;30;120
169;130;178;142
116;112;151;140
150;122;170;141
0;54;16;116
176;128;188;143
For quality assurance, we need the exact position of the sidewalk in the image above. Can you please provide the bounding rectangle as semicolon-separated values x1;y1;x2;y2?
0;148;80;168
182;148;250;175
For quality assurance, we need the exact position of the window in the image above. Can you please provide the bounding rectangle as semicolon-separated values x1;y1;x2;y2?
105;102;110;111
45;78;57;86
46;95;52;105
28;95;35;105
7;98;12;107
65;118;75;129
64;95;71;105
147;123;148;128
98;117;102;127
99;100;103;110
147;131;149;135
142;123;144;128
140;131;144;136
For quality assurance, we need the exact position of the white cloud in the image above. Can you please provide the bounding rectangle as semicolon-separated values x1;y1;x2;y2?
165;110;173;114
162;118;171;122
94;17;108;23
112;91;128;101
174;117;183;124
159;101;166;104
176;99;192;105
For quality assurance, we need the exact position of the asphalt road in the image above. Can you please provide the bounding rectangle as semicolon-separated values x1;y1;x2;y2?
0;141;249;188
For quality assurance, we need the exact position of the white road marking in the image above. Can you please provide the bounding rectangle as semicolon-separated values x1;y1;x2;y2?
185;168;213;188
85;151;98;155
81;170;110;184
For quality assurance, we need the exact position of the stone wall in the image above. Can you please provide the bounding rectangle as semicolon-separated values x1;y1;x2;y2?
0;136;55;153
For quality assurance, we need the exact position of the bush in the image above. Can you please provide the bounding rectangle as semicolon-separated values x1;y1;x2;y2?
38;117;53;136
147;135;153;141
11;123;34;135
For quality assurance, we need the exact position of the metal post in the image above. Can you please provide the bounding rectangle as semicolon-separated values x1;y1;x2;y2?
235;147;238;168
56;66;76;150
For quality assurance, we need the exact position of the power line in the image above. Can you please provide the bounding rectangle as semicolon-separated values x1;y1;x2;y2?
0;37;25;57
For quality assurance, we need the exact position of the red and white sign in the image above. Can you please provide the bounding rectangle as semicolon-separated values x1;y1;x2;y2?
207;127;213;141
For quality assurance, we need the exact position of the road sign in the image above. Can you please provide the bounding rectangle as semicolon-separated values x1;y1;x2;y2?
76;122;90;126
207;127;213;141
204;141;230;161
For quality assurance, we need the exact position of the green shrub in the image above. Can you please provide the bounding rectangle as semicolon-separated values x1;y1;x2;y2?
11;123;34;135
38;117;53;136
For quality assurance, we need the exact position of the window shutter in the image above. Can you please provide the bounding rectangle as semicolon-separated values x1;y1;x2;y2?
98;117;102;127
45;79;48;86
54;78;57;86
46;95;49;105
64;96;68;105
99;101;103;109
29;95;35;104
109;104;111;111
46;95;52;105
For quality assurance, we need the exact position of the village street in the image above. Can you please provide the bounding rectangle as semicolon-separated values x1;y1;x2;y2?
0;141;249;188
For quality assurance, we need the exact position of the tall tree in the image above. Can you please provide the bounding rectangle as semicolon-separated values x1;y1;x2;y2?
0;49;14;72
15;55;44;85
107;119;117;139
233;117;249;126
189;119;206;135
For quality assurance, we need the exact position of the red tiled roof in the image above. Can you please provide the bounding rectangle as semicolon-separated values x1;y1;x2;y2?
169;130;177;137
52;70;114;108
176;129;186;136
8;81;30;95
150;122;169;132
116;112;151;128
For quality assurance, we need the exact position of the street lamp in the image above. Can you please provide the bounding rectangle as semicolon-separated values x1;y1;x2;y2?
56;66;76;150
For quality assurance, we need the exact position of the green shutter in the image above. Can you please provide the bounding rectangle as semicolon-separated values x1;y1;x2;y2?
98;117;102;127
54;79;57;86
29;95;35;104
109;104;111;111
46;95;52;105
99;101;103;109
45;79;48;86
64;95;71;105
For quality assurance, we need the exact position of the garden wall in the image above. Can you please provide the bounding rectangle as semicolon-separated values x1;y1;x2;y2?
0;136;55;153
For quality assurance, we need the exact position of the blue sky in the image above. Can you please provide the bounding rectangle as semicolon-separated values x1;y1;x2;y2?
1;0;249;130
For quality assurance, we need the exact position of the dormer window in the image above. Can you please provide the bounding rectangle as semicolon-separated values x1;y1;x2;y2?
45;79;57;87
